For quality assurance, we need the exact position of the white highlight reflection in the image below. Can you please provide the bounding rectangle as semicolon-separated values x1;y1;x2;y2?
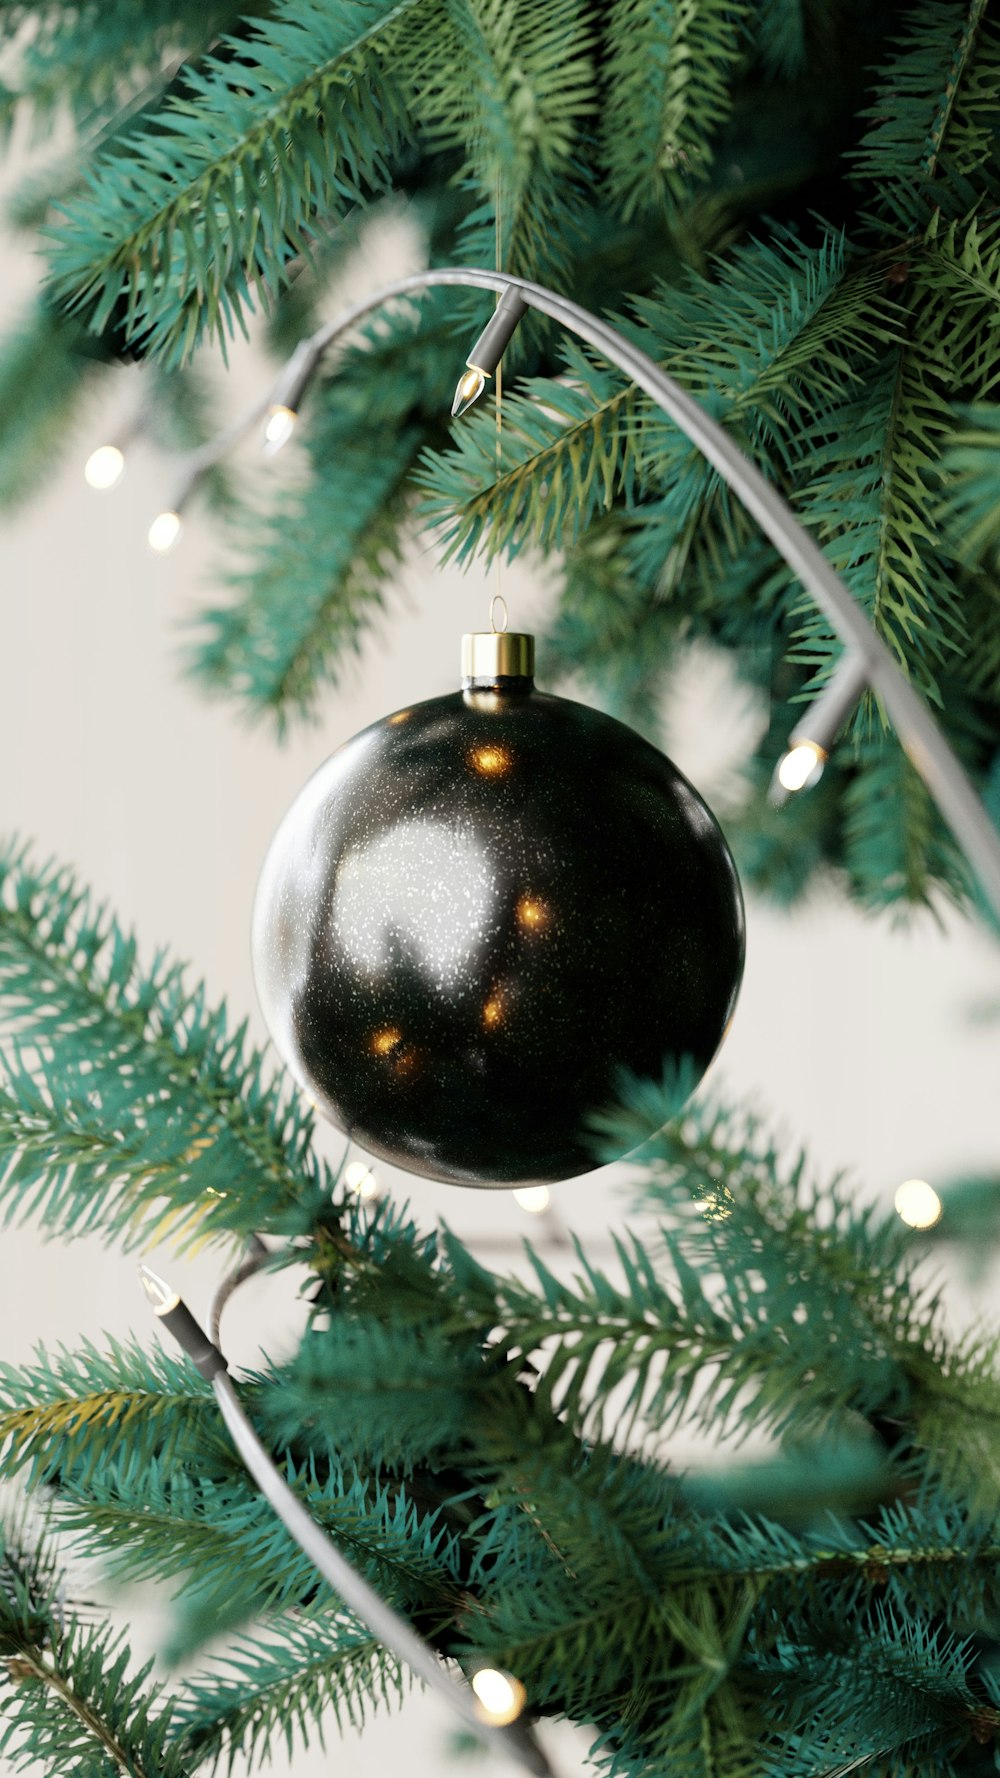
333;819;495;986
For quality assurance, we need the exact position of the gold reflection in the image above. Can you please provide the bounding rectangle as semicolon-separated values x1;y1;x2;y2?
482;995;504;1029
388;710;411;725
370;1026;402;1055
469;744;511;777
517;895;548;931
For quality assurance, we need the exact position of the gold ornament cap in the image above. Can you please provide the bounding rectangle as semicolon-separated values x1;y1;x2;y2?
461;631;535;682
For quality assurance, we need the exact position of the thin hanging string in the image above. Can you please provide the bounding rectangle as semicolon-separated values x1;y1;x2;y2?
493;172;504;628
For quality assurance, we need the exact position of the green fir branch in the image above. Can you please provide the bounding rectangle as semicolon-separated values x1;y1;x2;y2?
0;1339;221;1489
413;0;596;284
601;0;748;219
4;0;252;129
189;433;421;731
941;400;1000;564
187;294;461;726
0;1524;188;1778
0;842;330;1248
854;0;1000;229
47;0;427;363
173;1610;406;1771
0;303;110;510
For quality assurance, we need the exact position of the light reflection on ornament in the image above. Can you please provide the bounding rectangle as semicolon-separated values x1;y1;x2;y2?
470;745;511;777
370;1028;402;1056
482;995;504;1029
333;819;496;987
517;896;548;930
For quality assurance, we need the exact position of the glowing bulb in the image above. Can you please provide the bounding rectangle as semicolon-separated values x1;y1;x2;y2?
470;1667;526;1726
263;404;298;454
451;365;487;419
344;1160;379;1201
137;1263;180;1314
148;510;182;554
513;1185;550;1214
894;1178;942;1229
777;741;824;792
84;444;125;490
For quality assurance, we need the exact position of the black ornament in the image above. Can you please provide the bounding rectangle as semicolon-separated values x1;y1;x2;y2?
252;634;745;1187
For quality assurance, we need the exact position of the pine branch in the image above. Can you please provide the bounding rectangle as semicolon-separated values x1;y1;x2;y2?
47;0;428;363
0;1338;221;1488
419;233;898;576
4;0;252;128
854;0;1000;229
189;435;420;729
592;1084;1000;1500
750;0;808;82
0;303;109;510
187;294;459;726
0;842;331;1248
942;401;1000;564
0;1523;188;1778
414;0;596;285
173;1610;406;1771
842;734;969;912
601;0;747;220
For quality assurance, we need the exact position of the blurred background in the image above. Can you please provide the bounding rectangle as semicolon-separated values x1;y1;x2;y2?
2;167;1000;1777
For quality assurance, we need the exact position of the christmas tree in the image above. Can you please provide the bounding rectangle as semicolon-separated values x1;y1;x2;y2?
2;3;1000;1775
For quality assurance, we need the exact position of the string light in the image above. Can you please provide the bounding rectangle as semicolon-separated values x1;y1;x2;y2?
84;444;125;491
451;287;528;420
777;741;824;792
147;509;182;554
894;1178;942;1229
452;365;487;418
344;1160;379;1201
263;404;298;454
771;651;870;804
513;1185;551;1214
470;1667;527;1726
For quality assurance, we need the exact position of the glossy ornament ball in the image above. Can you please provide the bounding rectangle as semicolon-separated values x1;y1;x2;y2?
252;635;744;1187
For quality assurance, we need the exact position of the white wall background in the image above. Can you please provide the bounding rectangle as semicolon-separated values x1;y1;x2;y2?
1;198;999;1778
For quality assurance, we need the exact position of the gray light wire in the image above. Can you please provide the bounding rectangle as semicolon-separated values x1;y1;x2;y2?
211;1370;553;1777
262;264;999;923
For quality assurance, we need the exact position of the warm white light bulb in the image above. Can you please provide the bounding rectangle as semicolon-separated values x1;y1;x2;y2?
148;510;182;554
470;1667;526;1726
777;741;824;792
344;1160;379;1201
451;365;487;418
263;404;298;454
137;1263;180;1314
513;1185;551;1215
84;444;125;490
894;1178;942;1230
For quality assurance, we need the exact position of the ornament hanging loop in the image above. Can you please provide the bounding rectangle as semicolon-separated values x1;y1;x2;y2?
490;593;508;634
